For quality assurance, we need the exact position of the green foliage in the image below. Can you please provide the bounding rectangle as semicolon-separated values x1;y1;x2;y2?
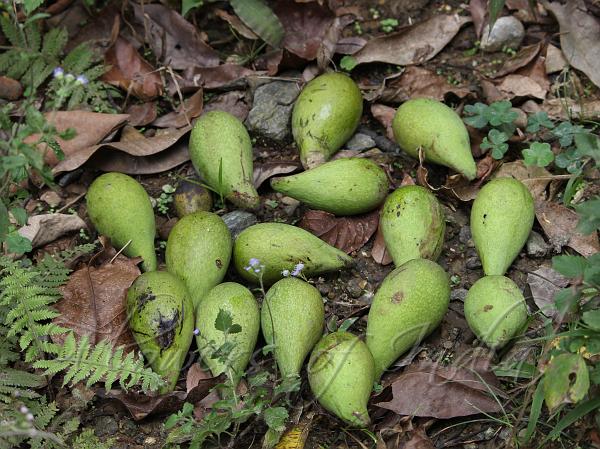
526;111;555;133
379;18;399;33
575;197;600;234
481;128;509;159
340;55;359;72
34;333;164;393
522;142;554;167
463;100;517;135
0;14;117;111
488;0;505;30
165;309;297;448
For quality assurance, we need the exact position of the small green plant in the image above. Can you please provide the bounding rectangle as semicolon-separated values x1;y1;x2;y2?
522;142;554;167
481;128;510;159
379;18;398;33
156;184;176;215
340;55;358;72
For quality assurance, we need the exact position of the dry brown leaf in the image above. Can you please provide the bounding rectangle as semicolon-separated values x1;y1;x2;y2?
376;359;503;419
104;368;224;420
180;64;260;91
103;37;163;100
153;89;203;128
497;74;547;100
273;0;335;60
132;3;219;70
527;266;569;319
299;209;379;254
535;200;600;257
335;36;368;54
404;427;435;449
469;0;487;38
544;0;600;88
253;161;301;189
18;213;86;248
203;91;250;122
372;66;471;103
545;44;568;74
26;111;129;167
353;15;470;66
0;76;23;100
370;104;396;141
317;14;355;70
126;102;158;127
539;98;600;121
492;43;542;78
371;219;393;265
53;254;140;348
53;126;191;174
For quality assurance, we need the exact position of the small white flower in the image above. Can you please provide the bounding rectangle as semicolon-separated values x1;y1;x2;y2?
52;67;64;79
19;406;28;414
249;258;260;267
65;73;75;81
281;269;290;277
26;413;34;422
193;328;200;335
291;263;304;277
75;75;89;85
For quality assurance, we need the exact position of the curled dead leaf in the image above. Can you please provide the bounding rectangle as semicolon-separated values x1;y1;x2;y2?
299;209;379;254
18;213;86;248
253;161;301;189
152;88;204;128
353;15;470;66
103;37;163;100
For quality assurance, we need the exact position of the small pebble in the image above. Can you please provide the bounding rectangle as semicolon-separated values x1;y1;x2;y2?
526;231;550;258
458;226;473;246
466;256;482;269
345;133;376;151
221;210;257;239
480;16;525;53
451;288;468;302
347;278;364;299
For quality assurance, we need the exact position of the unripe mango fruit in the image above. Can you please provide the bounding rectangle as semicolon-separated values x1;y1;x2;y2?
86;172;156;272
292;72;363;169
270;158;389;215
392;98;477;180
366;259;450;380
381;185;445;266
464;276;528;348
189;111;259;210
470;177;534;276
166;211;232;308
233;223;353;284
308;331;374;427
195;282;259;384
126;271;194;393
261;278;324;378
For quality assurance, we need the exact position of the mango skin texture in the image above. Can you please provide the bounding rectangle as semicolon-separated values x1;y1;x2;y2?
261;278;324;378
464;275;528;348
196;282;259;384
308;331;374;427
366;259;450;380
233;223;353;285
292;72;363;169
189;110;259;210
86;172;157;272
381;185;445;266
470;177;534;276
271;158;389;215
392;98;477;180
126;271;194;393
166;211;232;309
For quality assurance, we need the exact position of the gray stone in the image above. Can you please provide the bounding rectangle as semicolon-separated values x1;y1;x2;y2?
222;210;257;239
466;256;482;269
246;81;300;141
480;16;525;53
345;133;376;151
450;288;468;302
458;226;473;246
94;416;119;437
526;231;550;258
347;278;364;299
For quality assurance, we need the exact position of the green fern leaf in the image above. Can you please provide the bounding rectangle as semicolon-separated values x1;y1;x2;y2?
41;27;67;60
0;15;25;48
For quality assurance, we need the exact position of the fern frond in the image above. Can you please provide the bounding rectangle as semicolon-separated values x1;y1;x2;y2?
0;368;45;403
63;42;94;73
0;15;25;48
34;333;165;393
23;20;42;53
41;27;67;60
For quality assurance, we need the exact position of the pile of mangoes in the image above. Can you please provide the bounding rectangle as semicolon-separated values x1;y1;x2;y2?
86;71;534;425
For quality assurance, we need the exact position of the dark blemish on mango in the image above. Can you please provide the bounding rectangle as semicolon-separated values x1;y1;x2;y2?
392;291;404;304
156;310;180;351
483;304;493;312
215;259;223;269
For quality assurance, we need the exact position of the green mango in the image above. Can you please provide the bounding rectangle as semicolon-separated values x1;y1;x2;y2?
173;178;213;218
292;72;363;169
308;331;374;427
126;271;194;393
261;278;324;378
189;111;259;210
392;98;477;180
166;211;232;308
381;185;445;266
195;282;259;384
470;177;535;276
233;223;353;284
86;172;156;272
366;259;450;380
270;158;389;215
464;275;528;348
